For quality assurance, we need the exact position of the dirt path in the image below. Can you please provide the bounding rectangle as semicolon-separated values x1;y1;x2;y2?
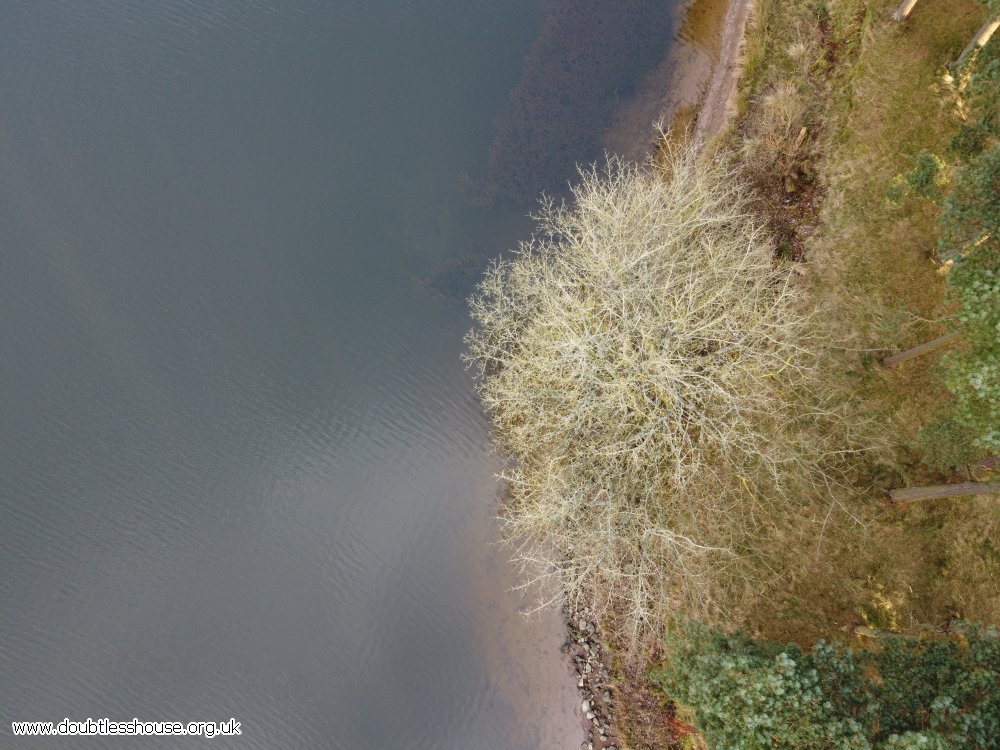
693;0;753;142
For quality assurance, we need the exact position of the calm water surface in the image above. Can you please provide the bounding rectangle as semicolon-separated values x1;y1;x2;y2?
0;1;679;747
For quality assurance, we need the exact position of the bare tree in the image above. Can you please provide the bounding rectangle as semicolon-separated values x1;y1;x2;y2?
465;148;868;650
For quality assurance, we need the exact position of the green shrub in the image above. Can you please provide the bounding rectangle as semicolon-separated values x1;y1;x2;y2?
907;153;949;199
651;621;1000;750
940;240;1000;454
940;31;999;252
939;144;1000;254
886;153;949;203
975;0;1000;16
914;34;999;468
948;45;997;159
916;409;982;472
919;237;1000;467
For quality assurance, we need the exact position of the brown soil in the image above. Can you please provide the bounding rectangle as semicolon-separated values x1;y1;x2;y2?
693;0;753;142
613;654;690;750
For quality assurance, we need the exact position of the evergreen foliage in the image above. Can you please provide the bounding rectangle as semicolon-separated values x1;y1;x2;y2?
938;240;1000;457
939;145;1000;253
908;152;949;200
652;621;1000;750
914;33;999;467
976;0;1000;17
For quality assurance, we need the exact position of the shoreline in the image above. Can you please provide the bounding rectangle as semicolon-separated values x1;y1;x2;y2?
569;3;752;747
693;0;752;143
564;608;620;750
601;0;752;161
550;0;1000;744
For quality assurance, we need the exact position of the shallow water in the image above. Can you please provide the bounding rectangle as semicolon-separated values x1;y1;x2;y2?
0;1;678;747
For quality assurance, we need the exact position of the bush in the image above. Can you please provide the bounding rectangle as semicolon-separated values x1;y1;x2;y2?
465;147;866;648
940;240;1000;454
908;153;950;200
651;621;1000;750
939;143;1000;254
914;34;999;468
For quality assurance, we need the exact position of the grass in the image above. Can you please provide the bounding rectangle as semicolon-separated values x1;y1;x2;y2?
711;0;1000;645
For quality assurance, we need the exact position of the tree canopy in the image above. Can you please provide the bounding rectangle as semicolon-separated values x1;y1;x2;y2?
466;148;864;647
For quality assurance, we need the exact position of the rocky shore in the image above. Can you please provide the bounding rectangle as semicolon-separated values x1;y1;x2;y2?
563;607;621;750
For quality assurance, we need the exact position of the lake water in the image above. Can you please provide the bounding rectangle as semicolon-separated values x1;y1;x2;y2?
0;1;680;747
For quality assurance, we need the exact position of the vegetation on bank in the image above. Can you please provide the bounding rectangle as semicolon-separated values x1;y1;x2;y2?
653;620;1000;750
914;26;1000;468
646;0;1000;746
881;4;999;470
466;0;999;746
686;0;1000;643
465;148;873;650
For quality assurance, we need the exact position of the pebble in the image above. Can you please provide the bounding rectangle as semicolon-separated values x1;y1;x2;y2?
567;607;621;750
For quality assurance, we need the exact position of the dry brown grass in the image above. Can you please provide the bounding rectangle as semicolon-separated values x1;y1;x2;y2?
720;0;1000;644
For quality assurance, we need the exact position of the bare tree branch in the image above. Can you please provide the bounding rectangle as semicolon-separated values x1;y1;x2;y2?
465;147;871;652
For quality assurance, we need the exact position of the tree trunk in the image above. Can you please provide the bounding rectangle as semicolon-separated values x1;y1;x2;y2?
889;481;1000;503
856;623;998;640
959;15;1000;64
854;624;942;640
892;0;920;22
882;330;961;367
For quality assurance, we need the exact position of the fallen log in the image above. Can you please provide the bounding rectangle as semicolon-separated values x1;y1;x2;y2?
889;481;1000;503
958;15;1000;64
882;330;961;367
892;0;920;22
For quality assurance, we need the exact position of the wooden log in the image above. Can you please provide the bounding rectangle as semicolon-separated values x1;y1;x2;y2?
889;481;1000;503
959;15;1000;64
855;624;939;640
892;0;920;22
882;330;961;367
858;622;1000;641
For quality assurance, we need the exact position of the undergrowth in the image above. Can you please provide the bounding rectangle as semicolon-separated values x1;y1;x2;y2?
707;0;1000;643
